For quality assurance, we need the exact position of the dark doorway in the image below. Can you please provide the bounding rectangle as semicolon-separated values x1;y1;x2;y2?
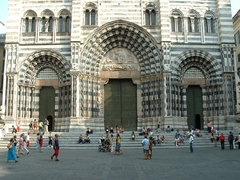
39;86;55;131
186;85;203;129
195;114;201;129
47;115;54;131
104;79;137;131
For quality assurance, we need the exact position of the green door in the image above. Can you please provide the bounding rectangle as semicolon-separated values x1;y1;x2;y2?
186;85;203;129
104;79;137;131
39;86;55;131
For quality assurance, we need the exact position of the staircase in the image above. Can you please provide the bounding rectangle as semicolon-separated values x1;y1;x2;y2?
0;129;235;150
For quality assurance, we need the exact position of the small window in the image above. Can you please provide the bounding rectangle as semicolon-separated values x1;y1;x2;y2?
65;16;70;32
85;10;90;25
58;17;63;32
145;9;156;25
31;18;36;32
25;18;29;32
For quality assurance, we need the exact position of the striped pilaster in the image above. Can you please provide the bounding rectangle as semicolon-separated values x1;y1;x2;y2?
54;87;59;119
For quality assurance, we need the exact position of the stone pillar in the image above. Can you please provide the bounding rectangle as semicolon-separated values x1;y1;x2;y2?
99;78;109;118
133;78;142;130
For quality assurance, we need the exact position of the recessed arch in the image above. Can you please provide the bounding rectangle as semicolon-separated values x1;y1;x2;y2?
171;49;222;84
18;49;71;85
80;20;162;76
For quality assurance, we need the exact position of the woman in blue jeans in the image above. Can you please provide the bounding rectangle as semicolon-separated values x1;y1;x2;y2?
115;134;122;155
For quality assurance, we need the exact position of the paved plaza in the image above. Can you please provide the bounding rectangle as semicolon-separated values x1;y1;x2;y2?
0;145;239;180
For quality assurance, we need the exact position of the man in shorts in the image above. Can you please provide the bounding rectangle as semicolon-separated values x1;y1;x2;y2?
142;135;150;160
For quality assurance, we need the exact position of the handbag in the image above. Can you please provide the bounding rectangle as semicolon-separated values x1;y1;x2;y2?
7;143;12;149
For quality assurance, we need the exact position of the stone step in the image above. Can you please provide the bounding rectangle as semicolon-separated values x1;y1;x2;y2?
0;130;235;149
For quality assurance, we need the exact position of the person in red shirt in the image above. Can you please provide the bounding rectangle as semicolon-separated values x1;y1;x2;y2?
219;133;225;150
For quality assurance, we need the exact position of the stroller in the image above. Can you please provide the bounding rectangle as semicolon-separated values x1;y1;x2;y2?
98;139;111;152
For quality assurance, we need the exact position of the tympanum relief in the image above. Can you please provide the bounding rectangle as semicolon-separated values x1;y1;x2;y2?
101;47;140;71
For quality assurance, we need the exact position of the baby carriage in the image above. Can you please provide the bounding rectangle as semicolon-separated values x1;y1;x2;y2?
98;139;111;152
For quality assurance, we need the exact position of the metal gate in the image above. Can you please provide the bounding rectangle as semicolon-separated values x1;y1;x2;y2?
104;79;137;131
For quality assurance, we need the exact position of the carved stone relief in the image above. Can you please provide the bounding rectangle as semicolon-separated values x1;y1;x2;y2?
101;47;140;71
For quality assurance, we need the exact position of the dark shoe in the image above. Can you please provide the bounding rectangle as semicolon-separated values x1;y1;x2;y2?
15;160;18;163
27;152;29;154
55;159;59;161
51;156;53;160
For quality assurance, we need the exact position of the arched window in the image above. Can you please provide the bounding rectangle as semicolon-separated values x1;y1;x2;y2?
204;13;216;33
65;16;70;32
171;17;175;32
85;10;90;25
58;16;63;32
194;17;199;32
41;17;46;32
25;18;29;32
188;18;192;32
31;17;36;32
91;10;96;25
23;10;37;33
188;17;199;33
171;10;183;32
178;17;182;32
84;3;97;26
145;3;157;25
49;17;53;32
151;10;156;25
146;10;150;25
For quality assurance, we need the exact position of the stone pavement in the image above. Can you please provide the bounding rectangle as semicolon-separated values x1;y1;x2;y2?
0;145;239;180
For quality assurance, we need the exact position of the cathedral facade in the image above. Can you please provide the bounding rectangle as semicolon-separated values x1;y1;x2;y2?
2;0;236;132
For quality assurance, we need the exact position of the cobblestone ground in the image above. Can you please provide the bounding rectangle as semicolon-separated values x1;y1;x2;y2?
0;146;239;180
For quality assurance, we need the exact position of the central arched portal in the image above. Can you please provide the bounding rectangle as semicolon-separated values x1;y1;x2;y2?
104;79;137;131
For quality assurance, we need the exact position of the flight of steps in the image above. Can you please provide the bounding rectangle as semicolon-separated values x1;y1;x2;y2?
0;129;234;150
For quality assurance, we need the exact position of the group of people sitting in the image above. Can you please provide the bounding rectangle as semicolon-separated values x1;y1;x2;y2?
78;133;90;144
140;127;154;136
105;125;124;134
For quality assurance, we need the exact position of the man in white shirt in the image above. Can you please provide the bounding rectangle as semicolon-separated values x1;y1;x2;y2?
189;133;194;153
142;135;150;159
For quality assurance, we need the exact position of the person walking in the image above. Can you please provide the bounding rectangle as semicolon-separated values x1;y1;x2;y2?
48;131;53;148
22;133;29;154
149;136;154;159
189;133;194;153
51;134;60;161
38;132;44;152
18;134;25;155
26;132;30;148
219;133;225;150
7;138;18;163
142;135;150;159
228;131;234;150
2;122;7;137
